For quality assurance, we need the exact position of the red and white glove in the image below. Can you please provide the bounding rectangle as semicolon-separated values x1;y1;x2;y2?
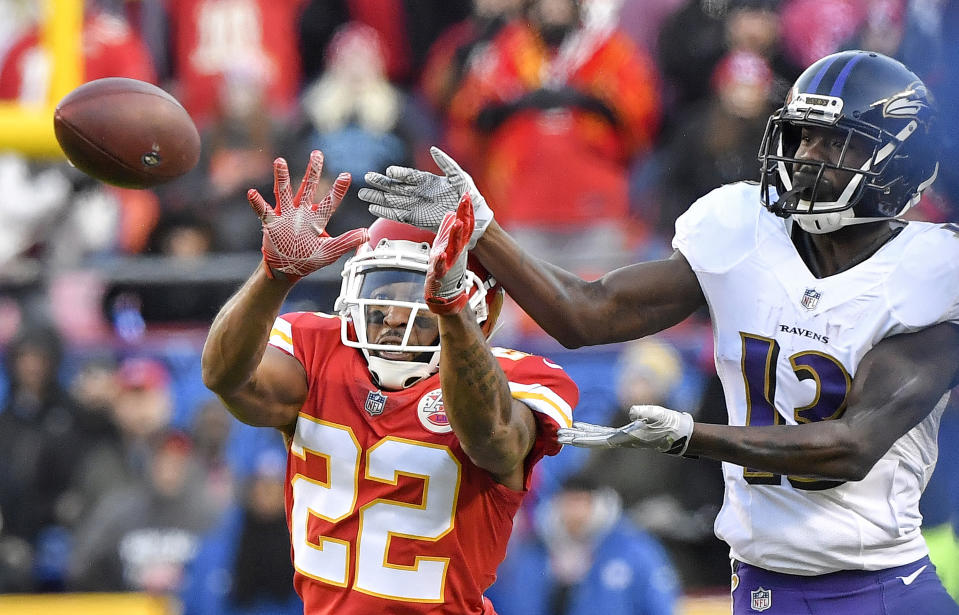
247;150;369;283
425;193;474;314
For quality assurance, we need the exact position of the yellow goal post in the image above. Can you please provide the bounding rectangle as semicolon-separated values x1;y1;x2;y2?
0;0;82;158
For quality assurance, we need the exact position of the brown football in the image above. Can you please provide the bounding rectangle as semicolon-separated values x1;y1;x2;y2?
53;77;201;189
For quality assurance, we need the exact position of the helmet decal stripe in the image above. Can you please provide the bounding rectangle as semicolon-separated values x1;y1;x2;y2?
829;53;866;97
807;54;841;94
761;50;937;228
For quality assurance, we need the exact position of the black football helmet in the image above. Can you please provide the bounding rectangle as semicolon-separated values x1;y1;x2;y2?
759;50;938;233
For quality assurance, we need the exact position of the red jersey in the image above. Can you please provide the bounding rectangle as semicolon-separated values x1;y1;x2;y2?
268;312;578;614
164;0;305;126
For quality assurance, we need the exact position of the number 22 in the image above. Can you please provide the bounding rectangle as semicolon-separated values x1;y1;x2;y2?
289;416;460;603
740;333;852;490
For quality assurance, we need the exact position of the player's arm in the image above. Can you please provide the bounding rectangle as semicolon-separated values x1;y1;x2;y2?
359;147;706;348
560;323;959;481
476;221;705;347
202;269;305;432
687;321;959;480
427;196;536;490
201;151;368;433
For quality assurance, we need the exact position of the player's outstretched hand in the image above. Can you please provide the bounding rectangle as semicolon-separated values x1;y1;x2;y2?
557;404;694;456
425;193;474;314
248;150;369;282
359;146;494;248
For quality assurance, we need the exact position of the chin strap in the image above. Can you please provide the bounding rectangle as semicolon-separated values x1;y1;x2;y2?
771;187;804;218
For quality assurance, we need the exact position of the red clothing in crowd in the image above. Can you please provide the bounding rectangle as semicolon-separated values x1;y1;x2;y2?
0;10;156;103
442;20;661;231
779;0;867;69
163;0;305;127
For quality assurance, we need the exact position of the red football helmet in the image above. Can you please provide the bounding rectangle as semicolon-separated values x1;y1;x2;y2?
335;218;503;389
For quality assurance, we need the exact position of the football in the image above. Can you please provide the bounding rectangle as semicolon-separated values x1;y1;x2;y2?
53;77;201;189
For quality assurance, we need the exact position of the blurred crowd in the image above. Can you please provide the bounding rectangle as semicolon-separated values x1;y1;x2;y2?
1;0;958;613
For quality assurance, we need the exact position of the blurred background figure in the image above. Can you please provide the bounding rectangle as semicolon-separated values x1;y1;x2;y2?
655;0;796;144
0;323;76;592
160;0;304;129
185;448;301;615
57;354;122;522
442;0;662;274
645;49;777;234
722;0;796;93
298;21;425;235
67;357;175;520
188;398;236;515
841;0;908;59
488;472;679;615
420;0;526;117
778;0;864;69
67;429;218;594
655;0;727;127
0;154;72;271
0;0;156;105
226;449;298;614
296;0;470;88
574;338;728;591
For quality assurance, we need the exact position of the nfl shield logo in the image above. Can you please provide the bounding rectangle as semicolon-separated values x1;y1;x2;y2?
800;288;821;310
750;587;772;612
364;390;387;416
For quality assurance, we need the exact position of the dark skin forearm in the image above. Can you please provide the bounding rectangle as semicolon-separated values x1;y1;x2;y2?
685;322;959;481
687;421;862;480
437;307;535;490
473;221;706;348
201;266;306;431
202;267;292;392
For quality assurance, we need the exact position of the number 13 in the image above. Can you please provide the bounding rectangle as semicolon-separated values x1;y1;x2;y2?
740;333;851;490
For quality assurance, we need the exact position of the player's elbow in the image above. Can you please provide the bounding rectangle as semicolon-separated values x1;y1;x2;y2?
552;322;595;349
834;459;873;482
200;360;225;393
556;333;587;349
835;441;885;482
461;428;528;477
201;358;239;397
809;424;884;481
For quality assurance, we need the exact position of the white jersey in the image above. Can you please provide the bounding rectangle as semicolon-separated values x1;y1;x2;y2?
672;182;959;575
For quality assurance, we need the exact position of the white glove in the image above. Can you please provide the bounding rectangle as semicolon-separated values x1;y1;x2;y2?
556;404;694;456
358;146;494;248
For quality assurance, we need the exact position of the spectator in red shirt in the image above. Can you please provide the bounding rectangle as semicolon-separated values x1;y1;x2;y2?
162;0;306;128
442;0;662;274
0;4;156;104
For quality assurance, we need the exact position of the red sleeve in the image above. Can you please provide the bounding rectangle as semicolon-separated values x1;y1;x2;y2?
268;311;342;376
495;348;579;487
